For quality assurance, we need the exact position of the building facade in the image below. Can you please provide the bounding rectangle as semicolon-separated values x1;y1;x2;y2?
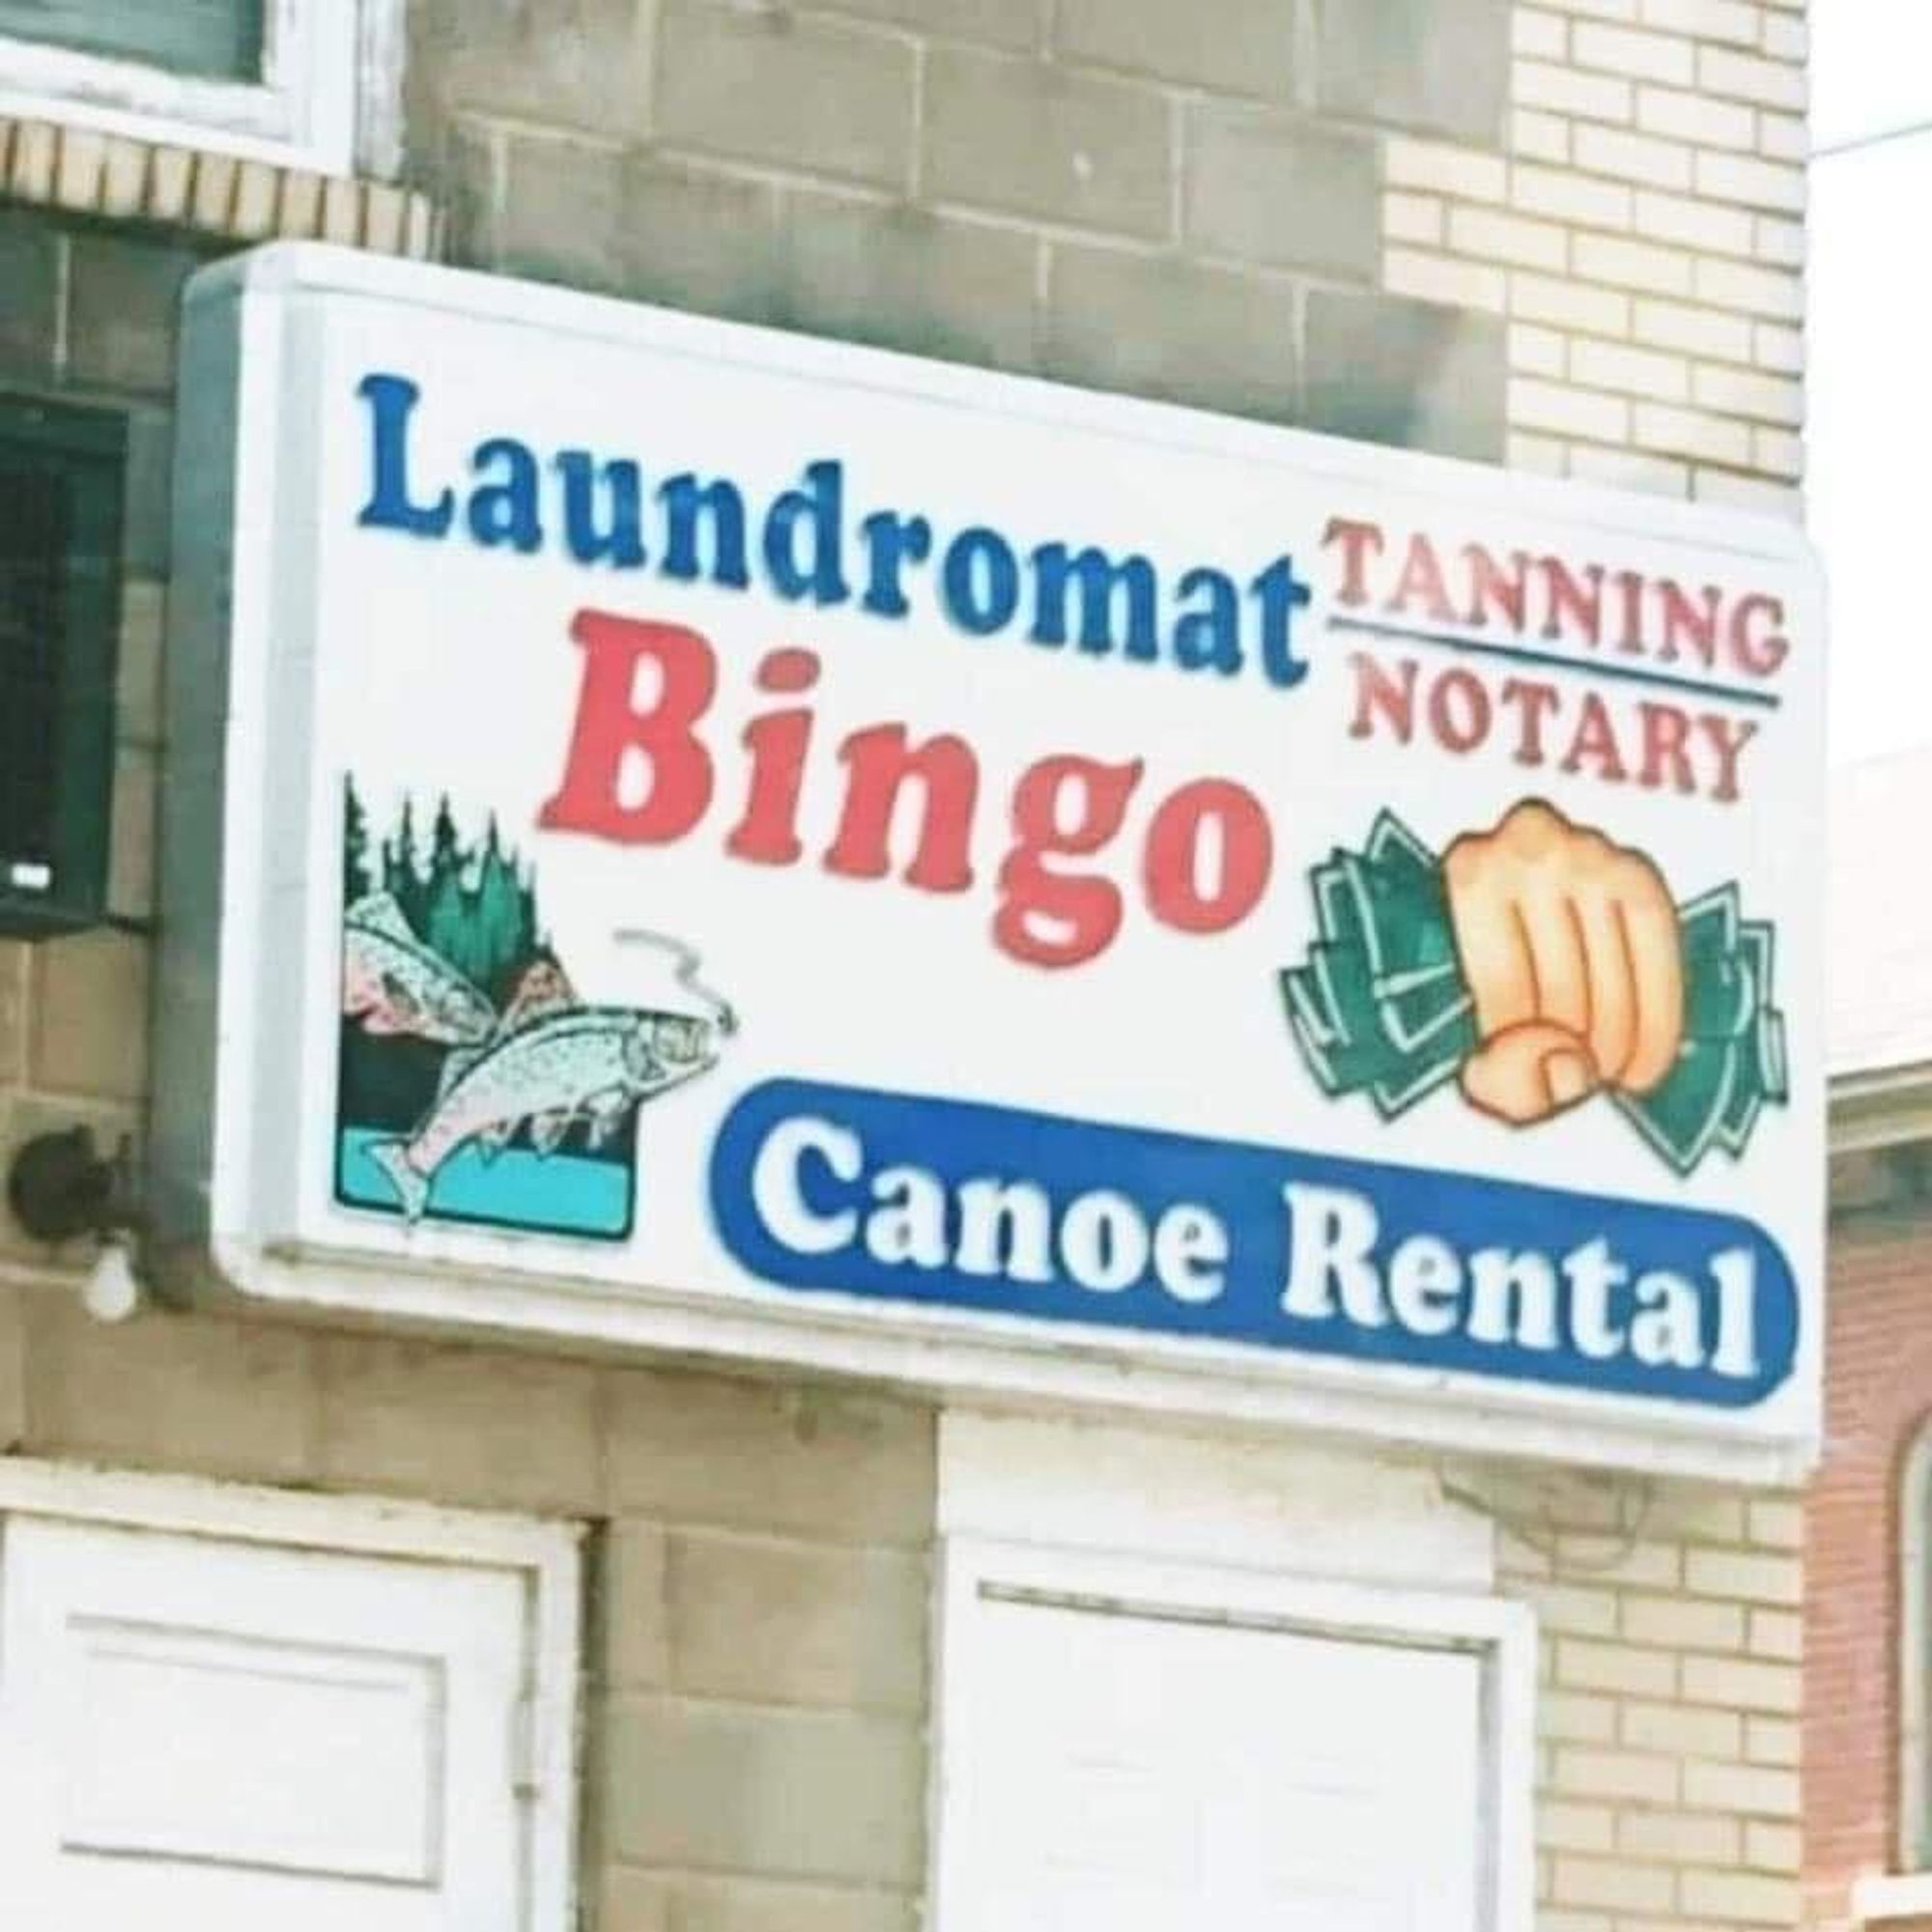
0;3;1814;1929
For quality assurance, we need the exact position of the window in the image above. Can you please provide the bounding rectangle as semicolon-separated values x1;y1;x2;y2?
0;400;123;938
0;1;401;175
0;1462;582;1930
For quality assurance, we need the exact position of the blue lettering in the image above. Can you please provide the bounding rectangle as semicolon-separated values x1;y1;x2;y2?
356;373;454;538
764;458;849;606
1253;554;1314;689
468;437;542;553
556;452;645;567
943;527;1020;636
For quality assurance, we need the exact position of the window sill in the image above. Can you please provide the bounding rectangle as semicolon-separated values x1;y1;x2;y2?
0;116;437;258
1856;1873;1932;1923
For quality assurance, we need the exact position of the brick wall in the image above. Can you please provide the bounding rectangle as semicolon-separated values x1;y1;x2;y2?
1805;1167;1932;1932
0;7;1819;1931
1380;0;1807;515
1492;1479;1804;1930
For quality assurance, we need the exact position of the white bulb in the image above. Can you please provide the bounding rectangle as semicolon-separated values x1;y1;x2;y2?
83;1236;144;1324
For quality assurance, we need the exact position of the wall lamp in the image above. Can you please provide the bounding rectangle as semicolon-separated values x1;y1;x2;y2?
6;1125;147;1321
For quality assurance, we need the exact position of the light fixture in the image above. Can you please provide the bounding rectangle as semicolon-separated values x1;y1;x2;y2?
5;1125;148;1322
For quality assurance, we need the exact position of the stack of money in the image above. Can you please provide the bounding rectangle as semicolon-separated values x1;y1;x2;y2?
1281;811;1788;1177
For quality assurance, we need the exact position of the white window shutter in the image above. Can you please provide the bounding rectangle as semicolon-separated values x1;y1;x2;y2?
0;1515;538;1929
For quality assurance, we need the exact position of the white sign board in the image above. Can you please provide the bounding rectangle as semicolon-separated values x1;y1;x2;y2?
156;245;1825;1480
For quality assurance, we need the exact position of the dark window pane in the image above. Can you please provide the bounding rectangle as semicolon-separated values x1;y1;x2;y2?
0;463;66;878
0;0;263;82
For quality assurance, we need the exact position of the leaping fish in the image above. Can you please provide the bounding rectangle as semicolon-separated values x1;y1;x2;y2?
342;892;497;1045
367;1005;722;1223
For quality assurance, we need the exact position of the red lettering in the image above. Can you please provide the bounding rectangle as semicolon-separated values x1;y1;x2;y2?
1657;582;1720;669
1463;545;1528;632
1350;653;1416;743
1728;594;1789;678
1561;692;1629;784
1637;701;1695;795
823;725;979;892
995;756;1143;969
1388;533;1458;626
1429;668;1491;753
1498;676;1560;767
726;647;820;866
1699;713;1758;804
1322;517;1385;608
1142;780;1272;935
1539;557;1605;647
540;610;716;843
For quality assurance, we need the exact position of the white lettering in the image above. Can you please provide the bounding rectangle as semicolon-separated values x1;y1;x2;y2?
1060;1189;1151;1293
1708;1246;1761;1378
954;1178;1054;1284
1388;1235;1463;1336
866;1164;950;1268
1281;1183;1387;1327
1153;1205;1229;1304
1467;1248;1559;1350
752;1115;861;1254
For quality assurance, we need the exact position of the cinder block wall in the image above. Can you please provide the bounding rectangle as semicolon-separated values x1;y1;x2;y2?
0;6;1812;1931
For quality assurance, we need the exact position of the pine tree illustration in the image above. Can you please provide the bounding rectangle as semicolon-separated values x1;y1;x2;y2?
343;778;371;906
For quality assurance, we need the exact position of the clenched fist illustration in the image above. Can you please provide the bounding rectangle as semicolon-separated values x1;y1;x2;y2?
1443;800;1684;1126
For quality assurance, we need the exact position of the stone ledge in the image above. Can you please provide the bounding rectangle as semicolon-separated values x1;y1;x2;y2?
0;116;439;258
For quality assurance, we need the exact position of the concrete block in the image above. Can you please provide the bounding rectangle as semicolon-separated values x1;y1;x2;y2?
66;233;202;395
1385;249;1507;315
825;0;1036;50
121;412;175;578
1304;291;1507;462
497;129;626;295
671;1874;919;1932
668;1531;927;1714
0;208;59;379
1057;0;1295;96
924;47;1171;242
0;1284;25;1447
1679;1868;1800;1923
619;156;781;324
1551;1855;1673;1915
29;929;149;1102
779;195;1038;373
597;1518;671;1690
1320;0;1510;144
317;1334;600;1510
116;578;167;749
1044;246;1297;424
1186;108;1378;280
0;942;24;1085
655;0;915;190
24;1297;320;1480
107;743;159;922
1541;1690;1618;1743
1744;1819;1801;1873
598;1864;673;1932
603;1366;934;1546
1555;1635;1677;1697
415;0;655;141
604;1696;924;1885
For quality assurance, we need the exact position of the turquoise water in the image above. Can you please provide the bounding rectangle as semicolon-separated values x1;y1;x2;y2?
337;1128;635;1240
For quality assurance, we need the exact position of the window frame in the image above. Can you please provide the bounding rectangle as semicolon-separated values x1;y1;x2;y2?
1902;1429;1932;1870
0;396;126;938
0;1458;584;1928
931;1533;1537;1932
0;0;405;177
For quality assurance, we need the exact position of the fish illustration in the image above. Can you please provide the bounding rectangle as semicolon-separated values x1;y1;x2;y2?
367;1005;723;1224
343;892;497;1045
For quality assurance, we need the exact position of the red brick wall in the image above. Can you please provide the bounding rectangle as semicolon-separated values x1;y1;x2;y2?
1809;1208;1932;1928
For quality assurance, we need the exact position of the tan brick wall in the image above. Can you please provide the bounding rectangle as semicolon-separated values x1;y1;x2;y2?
1473;1475;1804;1932
1382;0;1807;512
0;1278;935;1932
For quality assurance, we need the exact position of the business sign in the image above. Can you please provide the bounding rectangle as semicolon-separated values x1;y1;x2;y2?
156;245;1825;1479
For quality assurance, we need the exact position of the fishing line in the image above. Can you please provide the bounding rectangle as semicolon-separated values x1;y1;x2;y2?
612;929;740;1036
